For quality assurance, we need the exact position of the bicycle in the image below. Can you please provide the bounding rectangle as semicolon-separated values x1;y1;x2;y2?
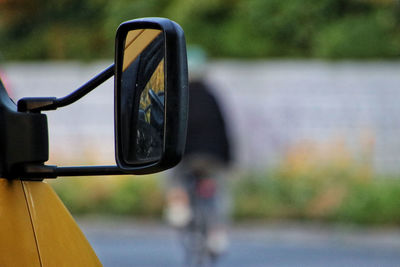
176;168;227;267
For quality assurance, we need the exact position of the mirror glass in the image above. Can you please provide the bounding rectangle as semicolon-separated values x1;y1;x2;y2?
120;29;165;165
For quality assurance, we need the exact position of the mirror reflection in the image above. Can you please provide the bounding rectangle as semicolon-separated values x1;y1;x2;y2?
120;29;165;164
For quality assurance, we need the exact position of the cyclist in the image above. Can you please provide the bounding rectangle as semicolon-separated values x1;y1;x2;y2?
165;46;232;266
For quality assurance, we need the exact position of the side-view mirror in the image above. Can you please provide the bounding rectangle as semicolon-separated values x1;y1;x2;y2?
0;18;188;179
115;18;188;173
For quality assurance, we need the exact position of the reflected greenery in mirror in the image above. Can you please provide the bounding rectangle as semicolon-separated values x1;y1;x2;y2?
120;29;165;165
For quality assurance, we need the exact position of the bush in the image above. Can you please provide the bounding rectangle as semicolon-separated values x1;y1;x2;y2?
336;179;400;224
232;170;400;225
50;166;400;225
232;139;400;225
1;0;400;60
50;139;400;225
313;11;400;59
50;175;164;218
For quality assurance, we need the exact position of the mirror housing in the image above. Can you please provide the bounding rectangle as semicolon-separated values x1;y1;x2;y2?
114;18;188;174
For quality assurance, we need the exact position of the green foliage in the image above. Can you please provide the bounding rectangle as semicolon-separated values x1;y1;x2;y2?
231;0;334;57
50;175;164;218
1;0;400;60
0;0;111;60
230;139;400;225
313;11;400;58
335;179;400;224
50;169;400;226
106;177;163;217
232;170;400;225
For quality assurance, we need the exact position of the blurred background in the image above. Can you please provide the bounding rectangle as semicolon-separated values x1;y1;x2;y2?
1;0;400;266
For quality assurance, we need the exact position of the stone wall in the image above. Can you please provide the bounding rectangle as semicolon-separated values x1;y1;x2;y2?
4;61;400;173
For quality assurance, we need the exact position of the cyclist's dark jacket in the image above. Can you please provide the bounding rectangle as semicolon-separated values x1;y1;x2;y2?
184;80;231;164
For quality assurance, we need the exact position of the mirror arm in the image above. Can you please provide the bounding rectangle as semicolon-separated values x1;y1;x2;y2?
54;64;115;109
18;64;115;113
54;165;125;177
17;164;127;180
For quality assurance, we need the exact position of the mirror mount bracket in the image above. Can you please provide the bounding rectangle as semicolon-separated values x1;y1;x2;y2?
7;64;116;180
18;64;115;113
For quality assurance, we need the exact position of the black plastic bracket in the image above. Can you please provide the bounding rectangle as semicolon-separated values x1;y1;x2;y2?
17;164;57;181
18;97;57;113
0;80;50;179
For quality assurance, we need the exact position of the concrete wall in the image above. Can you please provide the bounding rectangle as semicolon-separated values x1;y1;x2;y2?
3;61;400;173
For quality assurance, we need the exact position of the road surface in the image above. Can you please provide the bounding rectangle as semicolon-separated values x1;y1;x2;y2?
78;217;400;267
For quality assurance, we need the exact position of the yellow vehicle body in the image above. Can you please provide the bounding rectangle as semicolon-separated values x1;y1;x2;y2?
0;178;101;267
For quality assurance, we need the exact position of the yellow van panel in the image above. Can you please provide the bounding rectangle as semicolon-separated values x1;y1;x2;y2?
22;181;102;267
0;179;41;267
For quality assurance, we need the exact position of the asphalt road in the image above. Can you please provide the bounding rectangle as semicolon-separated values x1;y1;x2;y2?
77;218;400;267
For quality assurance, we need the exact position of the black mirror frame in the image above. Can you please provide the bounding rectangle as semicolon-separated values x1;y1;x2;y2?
114;18;188;174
